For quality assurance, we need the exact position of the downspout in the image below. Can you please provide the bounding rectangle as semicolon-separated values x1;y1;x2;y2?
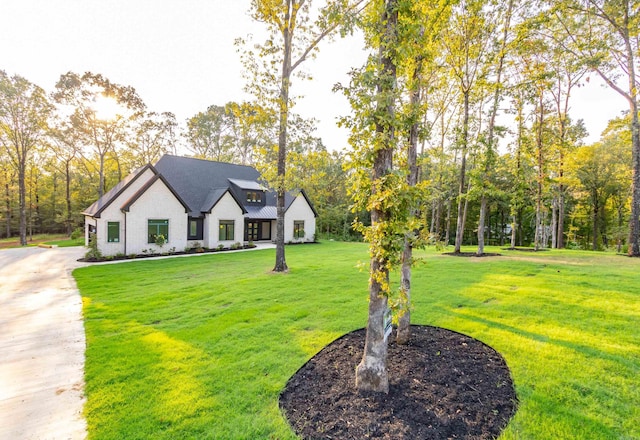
123;210;127;256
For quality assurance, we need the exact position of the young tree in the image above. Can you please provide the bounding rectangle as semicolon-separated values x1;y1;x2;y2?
242;0;365;272
341;0;401;393
0;71;53;245
442;0;496;253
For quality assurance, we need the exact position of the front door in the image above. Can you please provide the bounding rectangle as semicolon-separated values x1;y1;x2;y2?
245;221;259;241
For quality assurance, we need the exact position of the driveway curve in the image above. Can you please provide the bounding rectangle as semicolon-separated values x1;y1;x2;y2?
0;246;88;440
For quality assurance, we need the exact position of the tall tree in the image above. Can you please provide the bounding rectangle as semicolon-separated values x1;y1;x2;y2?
356;0;398;393
49;117;80;235
475;0;515;256
556;0;639;255
0;71;52;245
52;71;145;198
395;0;452;344
442;0;495;253
243;0;364;272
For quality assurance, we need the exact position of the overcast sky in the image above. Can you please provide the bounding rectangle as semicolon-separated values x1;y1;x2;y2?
1;0;627;151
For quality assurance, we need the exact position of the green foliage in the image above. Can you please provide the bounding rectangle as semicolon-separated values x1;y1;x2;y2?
154;234;166;248
84;232;102;260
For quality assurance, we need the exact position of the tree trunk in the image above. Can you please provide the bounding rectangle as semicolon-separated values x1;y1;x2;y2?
592;191;599;251
273;1;294;273
454;90;469;253
66;159;73;235
397;55;421;345
356;0;397;394
551;197;558;249
18;164;27;246
4;174;11;239
627;95;640;255
477;195;487;256
534;92;545;251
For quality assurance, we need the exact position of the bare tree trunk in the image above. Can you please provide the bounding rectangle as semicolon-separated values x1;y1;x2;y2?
476;195;487;255
397;52;422;345
454;91;469;253
273;2;294;273
551;197;558;249
18;164;27;246
4;173;11;239
627;95;640;255
534;92;545;251
592;191;599;251
65;160;73;235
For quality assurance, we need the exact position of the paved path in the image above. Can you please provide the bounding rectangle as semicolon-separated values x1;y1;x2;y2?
0;246;88;440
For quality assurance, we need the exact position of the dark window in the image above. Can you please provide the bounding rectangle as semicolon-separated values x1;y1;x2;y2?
246;191;262;203
219;220;235;241
294;220;305;239
188;218;203;240
246;221;258;241
107;222;119;243
148;219;169;243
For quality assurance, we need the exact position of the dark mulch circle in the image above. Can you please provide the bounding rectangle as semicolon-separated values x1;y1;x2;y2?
442;252;502;257
280;325;517;440
501;247;548;252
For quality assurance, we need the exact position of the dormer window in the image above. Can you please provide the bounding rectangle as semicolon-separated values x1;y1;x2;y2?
246;191;262;203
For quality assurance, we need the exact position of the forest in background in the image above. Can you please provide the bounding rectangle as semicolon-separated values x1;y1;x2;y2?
0;0;637;253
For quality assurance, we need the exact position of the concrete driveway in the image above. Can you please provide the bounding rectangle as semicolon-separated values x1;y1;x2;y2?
0;246;88;440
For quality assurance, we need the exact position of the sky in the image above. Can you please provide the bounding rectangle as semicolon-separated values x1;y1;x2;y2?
0;0;628;152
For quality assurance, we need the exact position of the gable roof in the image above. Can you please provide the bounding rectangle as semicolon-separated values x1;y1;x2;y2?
154;155;262;216
84;154;317;220
120;173;190;214
200;187;247;215
82;164;155;218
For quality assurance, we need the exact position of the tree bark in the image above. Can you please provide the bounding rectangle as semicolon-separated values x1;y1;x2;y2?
476;195;487;255
273;1;294;273
397;56;421;345
18;163;27;246
454;90;470;253
356;0;397;394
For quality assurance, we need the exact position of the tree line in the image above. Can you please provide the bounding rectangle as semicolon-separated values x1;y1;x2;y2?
1;0;637;258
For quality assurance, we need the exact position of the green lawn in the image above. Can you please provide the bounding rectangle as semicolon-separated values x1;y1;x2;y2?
73;242;640;440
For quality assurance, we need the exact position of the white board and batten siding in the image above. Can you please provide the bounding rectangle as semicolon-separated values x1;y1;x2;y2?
284;193;316;243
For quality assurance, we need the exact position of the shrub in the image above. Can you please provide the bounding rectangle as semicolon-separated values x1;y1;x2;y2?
70;227;83;240
84;233;102;260
155;234;166;248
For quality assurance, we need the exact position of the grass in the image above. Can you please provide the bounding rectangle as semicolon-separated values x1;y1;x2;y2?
44;236;85;247
73;242;640;440
0;233;78;248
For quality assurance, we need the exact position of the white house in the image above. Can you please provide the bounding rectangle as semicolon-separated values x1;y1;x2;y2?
83;155;318;256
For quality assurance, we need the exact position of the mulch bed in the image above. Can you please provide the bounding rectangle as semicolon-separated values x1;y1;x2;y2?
280;325;517;440
501;247;548;252
443;252;502;257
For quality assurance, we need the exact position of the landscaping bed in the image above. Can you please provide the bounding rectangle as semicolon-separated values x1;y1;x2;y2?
280;325;517;440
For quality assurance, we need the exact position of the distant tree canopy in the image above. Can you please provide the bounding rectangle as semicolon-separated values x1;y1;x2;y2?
0;0;637;253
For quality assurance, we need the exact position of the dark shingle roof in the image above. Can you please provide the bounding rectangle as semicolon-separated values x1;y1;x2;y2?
82;164;155;218
154;155;262;215
84;154;317;219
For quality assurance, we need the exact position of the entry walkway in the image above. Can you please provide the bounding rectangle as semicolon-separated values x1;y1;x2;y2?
0;246;87;440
